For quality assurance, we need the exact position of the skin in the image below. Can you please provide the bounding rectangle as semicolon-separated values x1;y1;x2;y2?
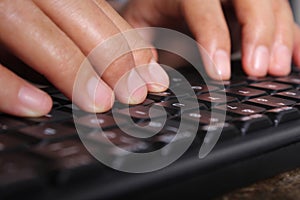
0;0;300;117
122;0;300;79
0;0;169;117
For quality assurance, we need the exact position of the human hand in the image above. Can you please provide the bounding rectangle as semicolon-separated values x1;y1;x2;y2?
122;0;300;80
0;0;169;117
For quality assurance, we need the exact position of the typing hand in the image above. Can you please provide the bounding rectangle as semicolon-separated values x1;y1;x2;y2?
0;0;169;117
122;0;300;80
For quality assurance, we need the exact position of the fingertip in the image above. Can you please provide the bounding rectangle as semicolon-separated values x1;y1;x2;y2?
129;86;148;105
243;45;269;77
18;85;53;117
114;69;148;105
86;77;115;113
269;44;292;77
213;49;231;81
203;49;231;81
146;60;170;92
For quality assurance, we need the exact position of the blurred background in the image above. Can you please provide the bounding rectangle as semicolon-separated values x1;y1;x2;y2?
291;0;300;23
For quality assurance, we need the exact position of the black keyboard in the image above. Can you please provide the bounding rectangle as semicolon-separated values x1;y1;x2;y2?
1;61;300;200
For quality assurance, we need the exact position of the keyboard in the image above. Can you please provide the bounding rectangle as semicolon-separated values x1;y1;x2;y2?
1;60;300;200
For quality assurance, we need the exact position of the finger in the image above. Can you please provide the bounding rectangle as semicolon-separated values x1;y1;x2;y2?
293;24;300;68
0;64;52;117
93;0;168;93
269;0;294;76
182;0;231;80
0;0;114;112
233;0;275;77
34;0;168;104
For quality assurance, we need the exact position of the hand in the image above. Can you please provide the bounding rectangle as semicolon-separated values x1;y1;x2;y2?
0;0;169;117
122;0;300;80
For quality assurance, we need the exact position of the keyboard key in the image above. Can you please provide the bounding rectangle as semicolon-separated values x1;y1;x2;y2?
25;110;72;124
247;96;296;109
75;114;127;130
154;99;206;115
170;84;219;96
18;123;77;142
234;114;273;134
209;79;247;88
0;117;28;132
275;90;300;102
154;128;194;145
147;90;180;101
226;87;267;100
116;105;166;122
191;85;219;95
249;81;293;94
276;75;300;87
0;134;29;152
85;129;151;154
265;107;300;126
32;140;103;184
246;76;273;83
197;93;238;107
216;103;266;116
182;110;230;125
113;99;155;110
199;123;240;142
153;125;198;155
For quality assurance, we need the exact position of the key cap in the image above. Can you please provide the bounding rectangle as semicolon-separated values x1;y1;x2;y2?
197;93;238;107
116;105;166;122
32;140;99;183
199;123;240;142
234;114;273;134
75;114;127;130
154;127;195;145
147;90;179;101
250;81;293;94
275;90;300;102
191;85;219;95
153;124;198;155
154;99;206;116
113;99;155;110
0;117;28;132
215;103;266;116
247;96;296;108
85;129;151;153
209;79;247;88
182;110;230;125
226;87;267;101
0;134;29;152
18;123;77;142
294;103;300;110
174;84;219;96
246;76;273;83
25;110;72;124
276;75;300;88
265;107;300;126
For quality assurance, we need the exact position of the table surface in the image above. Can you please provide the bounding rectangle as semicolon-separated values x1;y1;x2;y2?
215;167;300;200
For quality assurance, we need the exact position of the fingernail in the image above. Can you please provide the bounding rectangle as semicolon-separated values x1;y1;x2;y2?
273;45;291;75
252;45;269;76
87;76;114;112
213;50;231;80
18;86;51;116
127;69;147;104
148;59;170;92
